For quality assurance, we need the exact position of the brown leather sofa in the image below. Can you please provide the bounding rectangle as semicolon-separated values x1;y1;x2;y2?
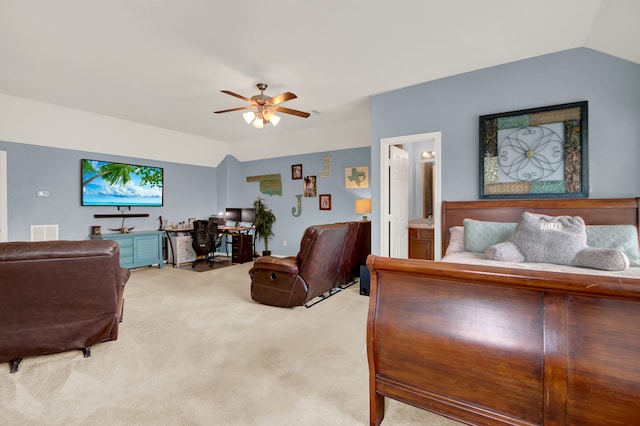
249;221;371;308
0;240;130;373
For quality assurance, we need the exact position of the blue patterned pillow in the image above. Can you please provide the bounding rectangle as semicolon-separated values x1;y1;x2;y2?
463;219;517;253
586;225;640;267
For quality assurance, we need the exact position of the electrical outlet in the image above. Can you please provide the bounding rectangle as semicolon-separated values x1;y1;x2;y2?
36;190;50;198
283;240;287;247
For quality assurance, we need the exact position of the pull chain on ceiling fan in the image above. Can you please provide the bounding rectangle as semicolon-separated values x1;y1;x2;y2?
214;83;310;128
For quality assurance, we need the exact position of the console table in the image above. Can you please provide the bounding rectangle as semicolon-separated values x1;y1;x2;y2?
91;230;164;269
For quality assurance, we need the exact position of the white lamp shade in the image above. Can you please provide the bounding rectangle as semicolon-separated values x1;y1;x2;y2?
270;114;281;126
243;111;256;124
252;118;264;128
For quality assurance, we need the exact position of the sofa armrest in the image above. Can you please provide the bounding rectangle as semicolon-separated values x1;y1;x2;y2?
250;256;298;275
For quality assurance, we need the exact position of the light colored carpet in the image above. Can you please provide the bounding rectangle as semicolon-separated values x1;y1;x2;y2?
1;263;461;426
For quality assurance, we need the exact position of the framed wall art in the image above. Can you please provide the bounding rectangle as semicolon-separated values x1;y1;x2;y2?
319;194;331;210
291;164;302;180
479;101;588;199
303;175;317;197
345;166;369;188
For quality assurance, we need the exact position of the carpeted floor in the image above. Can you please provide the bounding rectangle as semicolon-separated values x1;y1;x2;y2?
178;255;234;272
0;263;461;426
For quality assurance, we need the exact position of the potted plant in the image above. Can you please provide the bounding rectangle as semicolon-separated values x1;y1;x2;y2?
253;197;276;256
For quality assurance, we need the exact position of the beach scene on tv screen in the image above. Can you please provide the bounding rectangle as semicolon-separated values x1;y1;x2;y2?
82;159;163;206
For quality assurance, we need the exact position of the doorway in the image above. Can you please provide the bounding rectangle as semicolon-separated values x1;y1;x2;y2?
379;132;442;260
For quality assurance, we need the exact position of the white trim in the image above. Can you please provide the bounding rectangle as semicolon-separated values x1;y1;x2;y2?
0;151;7;242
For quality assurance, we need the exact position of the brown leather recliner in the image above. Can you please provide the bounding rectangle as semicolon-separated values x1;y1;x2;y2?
0;240;130;373
249;223;351;307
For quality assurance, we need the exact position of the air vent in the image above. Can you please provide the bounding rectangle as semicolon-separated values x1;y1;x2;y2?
30;224;59;242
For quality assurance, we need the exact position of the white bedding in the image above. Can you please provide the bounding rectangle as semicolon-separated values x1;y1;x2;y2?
442;250;640;279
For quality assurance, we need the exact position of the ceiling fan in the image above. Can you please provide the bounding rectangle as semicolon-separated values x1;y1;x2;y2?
214;83;310;128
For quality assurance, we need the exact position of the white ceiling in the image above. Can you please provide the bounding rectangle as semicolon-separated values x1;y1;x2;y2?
1;0;639;145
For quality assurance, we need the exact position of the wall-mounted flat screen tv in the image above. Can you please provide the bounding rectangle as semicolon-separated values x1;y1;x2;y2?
81;159;164;207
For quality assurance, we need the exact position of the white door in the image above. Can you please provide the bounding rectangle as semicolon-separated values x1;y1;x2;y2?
0;151;7;242
387;145;409;258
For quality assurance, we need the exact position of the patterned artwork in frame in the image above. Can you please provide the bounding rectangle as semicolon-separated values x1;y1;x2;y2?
479;101;588;199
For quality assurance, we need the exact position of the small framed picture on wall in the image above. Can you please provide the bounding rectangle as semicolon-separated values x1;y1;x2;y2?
319;194;331;210
291;164;302;180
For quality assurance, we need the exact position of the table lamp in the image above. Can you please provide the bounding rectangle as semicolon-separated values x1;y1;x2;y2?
355;198;372;220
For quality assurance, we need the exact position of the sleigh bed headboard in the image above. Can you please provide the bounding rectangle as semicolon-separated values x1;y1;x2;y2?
441;197;640;255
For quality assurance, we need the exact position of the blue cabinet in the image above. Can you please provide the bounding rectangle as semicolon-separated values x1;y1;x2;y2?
91;230;164;269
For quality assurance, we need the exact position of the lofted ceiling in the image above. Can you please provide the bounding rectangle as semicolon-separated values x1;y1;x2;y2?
1;0;639;145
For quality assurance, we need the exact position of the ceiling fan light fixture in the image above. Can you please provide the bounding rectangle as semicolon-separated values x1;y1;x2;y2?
215;83;310;129
243;111;256;124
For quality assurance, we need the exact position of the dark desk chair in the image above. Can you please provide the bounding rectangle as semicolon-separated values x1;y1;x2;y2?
191;219;222;268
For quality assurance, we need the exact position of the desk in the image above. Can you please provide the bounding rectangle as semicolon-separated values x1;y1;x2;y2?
221;226;254;262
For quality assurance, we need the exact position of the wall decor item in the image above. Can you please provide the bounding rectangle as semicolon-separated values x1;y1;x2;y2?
303;176;317;197
291;194;303;217
246;174;282;196
319;194;331;210
291;164;302;180
479;101;588;199
345;166;369;188
318;155;332;178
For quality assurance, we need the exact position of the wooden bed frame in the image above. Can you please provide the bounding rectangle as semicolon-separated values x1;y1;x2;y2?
366;198;640;426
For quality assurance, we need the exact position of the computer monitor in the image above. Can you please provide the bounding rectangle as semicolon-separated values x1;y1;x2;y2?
241;208;255;224
225;208;241;224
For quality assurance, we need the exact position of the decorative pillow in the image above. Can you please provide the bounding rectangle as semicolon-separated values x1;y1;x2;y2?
586;225;640;267
574;247;629;271
485;241;524;262
463;219;516;253
446;226;465;253
484;212;629;271
508;212;587;265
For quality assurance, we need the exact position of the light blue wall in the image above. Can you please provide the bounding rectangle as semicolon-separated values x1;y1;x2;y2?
0;140;217;241
370;48;640;254
219;147;371;256
1;140;370;257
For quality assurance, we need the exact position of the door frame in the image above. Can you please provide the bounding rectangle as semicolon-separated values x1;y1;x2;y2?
379;131;442;259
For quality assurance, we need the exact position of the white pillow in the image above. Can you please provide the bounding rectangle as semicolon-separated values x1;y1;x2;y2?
446;226;465;253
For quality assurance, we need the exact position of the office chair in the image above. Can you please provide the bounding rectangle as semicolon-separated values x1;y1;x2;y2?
191;219;223;268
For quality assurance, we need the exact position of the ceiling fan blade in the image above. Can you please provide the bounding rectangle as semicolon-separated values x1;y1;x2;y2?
214;106;255;114
273;106;311;118
267;92;297;105
221;90;255;103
